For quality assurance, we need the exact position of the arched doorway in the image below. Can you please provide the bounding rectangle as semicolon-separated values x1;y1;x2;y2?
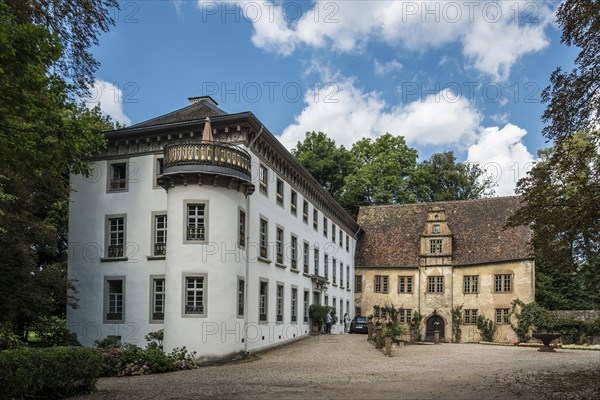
425;315;445;341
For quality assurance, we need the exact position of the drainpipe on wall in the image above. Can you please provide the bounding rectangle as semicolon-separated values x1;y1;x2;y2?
243;192;250;354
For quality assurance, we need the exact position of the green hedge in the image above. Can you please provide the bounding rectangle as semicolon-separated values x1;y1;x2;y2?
0;346;102;399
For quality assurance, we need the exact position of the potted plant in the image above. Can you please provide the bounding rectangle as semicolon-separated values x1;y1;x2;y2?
308;304;328;335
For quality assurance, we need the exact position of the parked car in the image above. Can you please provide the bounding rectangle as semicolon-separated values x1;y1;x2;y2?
349;316;369;334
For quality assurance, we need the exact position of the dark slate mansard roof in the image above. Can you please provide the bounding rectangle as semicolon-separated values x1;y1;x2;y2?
355;196;533;268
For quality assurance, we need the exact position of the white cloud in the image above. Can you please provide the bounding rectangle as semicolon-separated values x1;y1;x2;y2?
85;79;132;126
279;70;481;149
374;59;403;76
206;1;555;80
466;124;537;196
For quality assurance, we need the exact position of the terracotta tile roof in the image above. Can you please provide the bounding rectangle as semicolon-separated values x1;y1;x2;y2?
130;97;226;128
356;196;533;267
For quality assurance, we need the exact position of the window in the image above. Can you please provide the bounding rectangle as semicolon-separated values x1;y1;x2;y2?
374;275;389;293
427;276;444;293
276;283;284;322
339;228;343;247
107;216;125;258
324;295;329;306
259;218;268;259
329;255;333;282
355;275;362;293
238;210;246;248
323;216;328;237
429;239;443;254
432;224;440;234
303;242;309;273
237;278;245;317
303;200;309;224
291;287;298;323
153;214;167;256
259;164;268;194
314;248;319;276
355;307;362;316
346;266;349;289
303;290;309;322
186;204;206;241
105;277;125;323
108;161;127;192
290;190;297;215
339;263;344;287
346;235;349;252
464;309;478;324
290;234;298;270
464;275;479;294
495;308;510;324
276;178;284;206
399;309;412;324
398;276;413;294
276;227;284;264
154;157;164;189
184;276;205;315
331;224;336;243
259;280;268;322
374;305;380;317
313;209;318;230
495;274;512;292
151;277;165;322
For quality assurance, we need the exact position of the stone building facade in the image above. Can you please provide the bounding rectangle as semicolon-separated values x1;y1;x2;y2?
354;197;535;342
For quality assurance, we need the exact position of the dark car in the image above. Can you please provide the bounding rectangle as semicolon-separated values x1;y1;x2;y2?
349;316;369;334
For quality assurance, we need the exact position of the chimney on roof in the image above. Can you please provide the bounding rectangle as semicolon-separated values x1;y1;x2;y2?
188;96;219;106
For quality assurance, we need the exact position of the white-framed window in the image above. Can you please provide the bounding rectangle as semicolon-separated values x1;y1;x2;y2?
339;228;343;247
106;215;126;259
107;160;128;192
238;209;246;248
276;226;284;264
346;235;349;252
150;276;165;323
276;178;284;206
331;223;336;243
374;275;389;293
259;218;269;260
104;276;125;323
346;265;349;288
186;203;206;242
314;247;319;276
291;287;298;323
274;284;282;322
495;308;510;324
259;279;268;322
259;164;268;195
290;190;297;215
398;276;413;293
290;234;298;270
339;262;344;287
427;276;444;293
326;254;330;281
430;239;443;254
323;216;328;237
303;241;310;273
153;157;164;189
464;309;478;324
464;275;479;294
495;274;512;292
313;209;318;230
303;200;309;224
237;278;245;318
324;294;329;306
303;290;309;322
183;275;206;316
153;213;167;256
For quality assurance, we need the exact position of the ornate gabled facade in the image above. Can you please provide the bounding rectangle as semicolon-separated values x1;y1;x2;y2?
354;197;535;342
67;97;359;361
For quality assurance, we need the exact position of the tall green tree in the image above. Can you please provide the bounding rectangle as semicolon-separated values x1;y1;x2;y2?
292;132;355;200
508;131;600;309
409;151;494;202
541;0;599;142
0;0;117;337
340;134;418;216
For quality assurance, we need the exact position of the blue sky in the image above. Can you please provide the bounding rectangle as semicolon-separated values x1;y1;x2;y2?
88;0;575;195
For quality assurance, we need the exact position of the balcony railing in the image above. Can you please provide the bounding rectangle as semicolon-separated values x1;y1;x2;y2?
154;243;166;256
108;245;124;258
109;178;126;191
163;141;252;181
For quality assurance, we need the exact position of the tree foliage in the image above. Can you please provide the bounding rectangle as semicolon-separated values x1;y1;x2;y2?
541;0;599;142
0;0;117;338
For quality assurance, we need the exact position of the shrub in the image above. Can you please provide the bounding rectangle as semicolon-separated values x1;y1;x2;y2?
145;329;164;350
33;317;80;347
410;311;423;341
94;335;121;349
451;305;463;343
0;326;26;350
0;346;102;400
477;314;497;342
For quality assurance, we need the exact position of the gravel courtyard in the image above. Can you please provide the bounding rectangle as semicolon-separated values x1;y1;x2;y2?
78;334;600;400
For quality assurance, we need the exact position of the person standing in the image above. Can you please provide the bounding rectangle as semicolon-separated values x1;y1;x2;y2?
343;313;351;333
325;311;333;334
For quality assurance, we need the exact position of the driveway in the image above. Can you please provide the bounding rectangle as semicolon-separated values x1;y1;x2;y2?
78;334;600;399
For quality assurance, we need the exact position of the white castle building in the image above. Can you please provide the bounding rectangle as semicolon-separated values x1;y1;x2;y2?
67;97;360;361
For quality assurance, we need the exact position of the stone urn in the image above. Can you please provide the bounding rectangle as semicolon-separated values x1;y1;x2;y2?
532;332;561;352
